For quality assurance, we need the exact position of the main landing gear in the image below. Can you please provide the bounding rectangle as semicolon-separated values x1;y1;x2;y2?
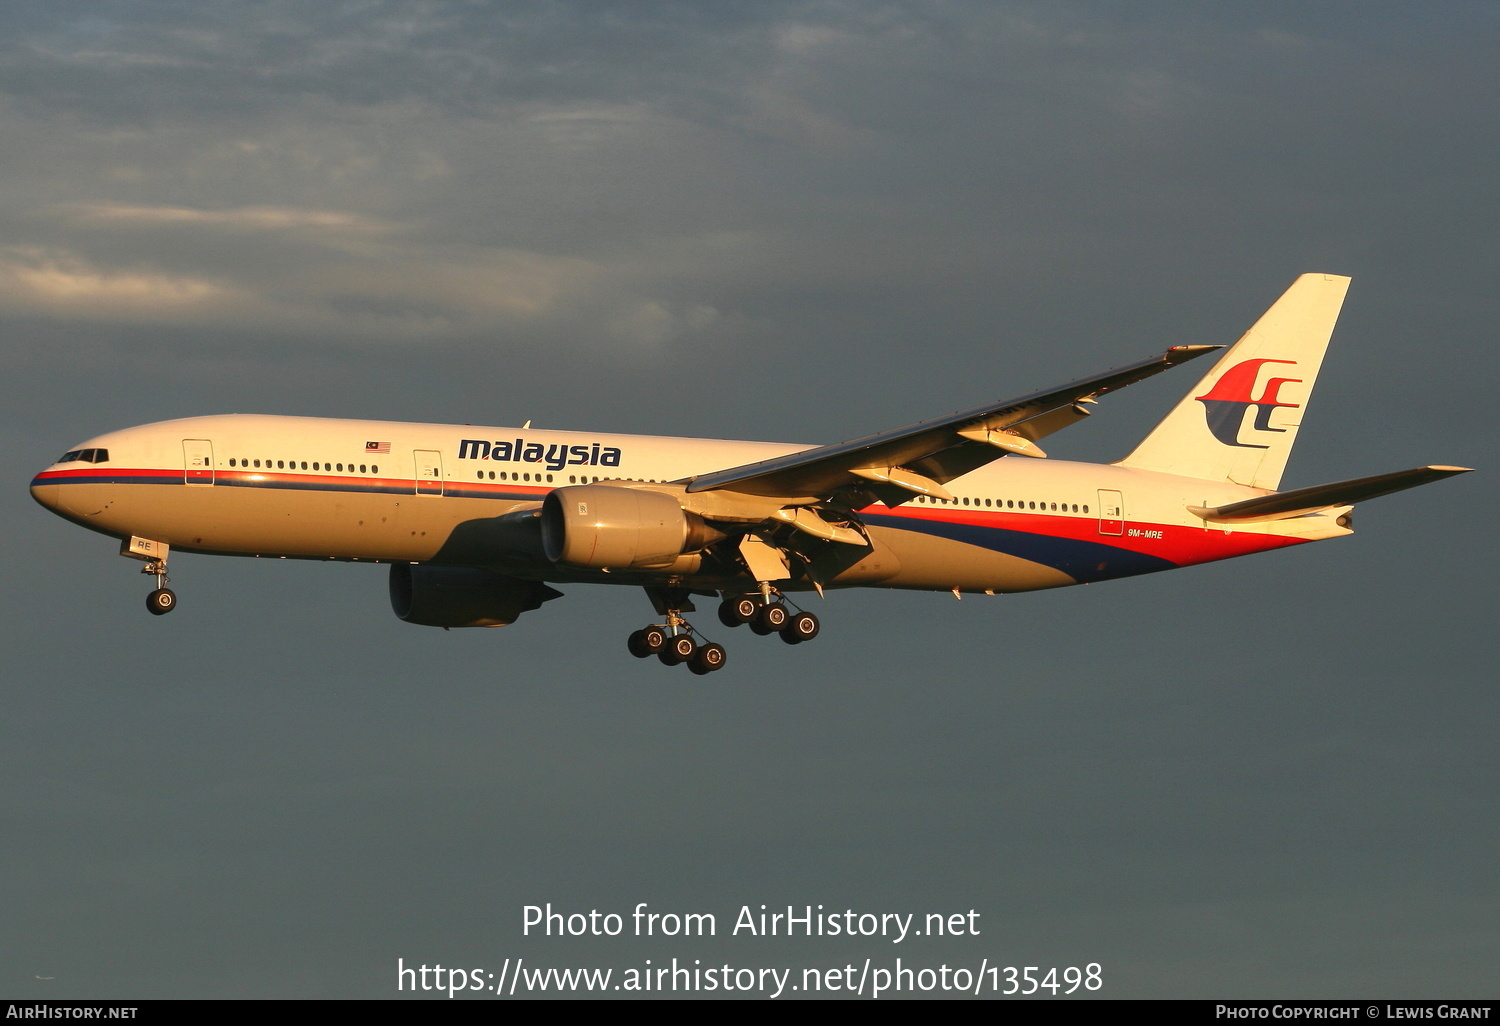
716;593;820;645
627;612;728;676
627;586;821;673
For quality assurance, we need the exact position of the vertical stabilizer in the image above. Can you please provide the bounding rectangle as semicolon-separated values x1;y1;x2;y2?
1117;273;1351;490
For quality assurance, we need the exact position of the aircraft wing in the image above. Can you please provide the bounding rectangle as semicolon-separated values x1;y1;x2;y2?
684;345;1220;504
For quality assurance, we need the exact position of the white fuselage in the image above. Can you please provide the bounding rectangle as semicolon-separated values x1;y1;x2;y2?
31;414;1346;595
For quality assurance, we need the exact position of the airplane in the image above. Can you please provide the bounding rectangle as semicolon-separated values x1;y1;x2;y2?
30;273;1470;674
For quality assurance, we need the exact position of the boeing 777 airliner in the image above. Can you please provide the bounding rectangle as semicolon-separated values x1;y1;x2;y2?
30;274;1470;673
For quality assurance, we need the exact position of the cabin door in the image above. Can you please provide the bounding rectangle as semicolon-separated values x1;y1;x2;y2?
183;439;215;485
414;450;444;495
1097;489;1124;535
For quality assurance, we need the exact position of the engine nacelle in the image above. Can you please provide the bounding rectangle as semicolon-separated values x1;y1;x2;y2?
389;563;561;628
540;485;722;569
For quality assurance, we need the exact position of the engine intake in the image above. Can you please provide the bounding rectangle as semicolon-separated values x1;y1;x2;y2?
389;563;561;628
540;485;722;569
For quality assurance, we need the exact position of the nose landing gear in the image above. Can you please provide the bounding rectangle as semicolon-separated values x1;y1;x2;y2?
121;537;178;616
145;574;177;616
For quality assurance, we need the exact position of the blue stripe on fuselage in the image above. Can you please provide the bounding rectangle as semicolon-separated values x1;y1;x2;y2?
862;512;1177;582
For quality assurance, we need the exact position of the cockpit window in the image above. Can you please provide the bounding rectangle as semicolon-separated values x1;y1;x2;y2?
56;448;109;464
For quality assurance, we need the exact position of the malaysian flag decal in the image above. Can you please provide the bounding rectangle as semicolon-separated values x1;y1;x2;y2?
365;441;391;454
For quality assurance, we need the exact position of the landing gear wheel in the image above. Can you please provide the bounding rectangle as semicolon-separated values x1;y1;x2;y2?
719;596;760;628
752;602;788;635
658;634;697;666
630;626;668;657
688;642;727;675
628;628;665;658
146;588;177;616
781;610;820;645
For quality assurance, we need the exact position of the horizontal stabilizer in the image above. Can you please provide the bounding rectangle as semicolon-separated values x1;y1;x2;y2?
1189;466;1473;522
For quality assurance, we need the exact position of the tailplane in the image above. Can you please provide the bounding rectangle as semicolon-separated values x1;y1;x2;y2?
1118;273;1351;489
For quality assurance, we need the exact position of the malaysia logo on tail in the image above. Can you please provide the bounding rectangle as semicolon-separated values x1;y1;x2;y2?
1196;358;1302;449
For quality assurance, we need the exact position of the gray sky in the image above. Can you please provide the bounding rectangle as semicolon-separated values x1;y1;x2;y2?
2;1;1494;999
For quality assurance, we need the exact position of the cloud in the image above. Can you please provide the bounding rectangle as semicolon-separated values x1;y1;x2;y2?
0;245;228;316
0;220;735;351
62;202;390;234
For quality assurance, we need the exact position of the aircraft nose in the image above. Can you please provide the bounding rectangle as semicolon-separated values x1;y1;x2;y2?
30;476;61;513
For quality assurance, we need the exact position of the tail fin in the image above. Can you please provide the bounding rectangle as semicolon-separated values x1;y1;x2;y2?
1117;273;1351;489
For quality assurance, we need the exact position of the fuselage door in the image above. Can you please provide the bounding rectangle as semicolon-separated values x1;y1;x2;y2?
415;450;444;496
1097;489;1124;535
183;439;215;485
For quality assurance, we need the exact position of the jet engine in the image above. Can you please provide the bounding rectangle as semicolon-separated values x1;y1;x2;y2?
389;563;561;628
540;485;724;570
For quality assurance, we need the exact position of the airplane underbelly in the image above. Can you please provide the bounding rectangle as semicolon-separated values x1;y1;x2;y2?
58;481;504;562
865;523;1075;592
862;513;1187;592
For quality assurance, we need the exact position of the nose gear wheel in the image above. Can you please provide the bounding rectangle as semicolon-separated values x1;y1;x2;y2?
138;557;178;617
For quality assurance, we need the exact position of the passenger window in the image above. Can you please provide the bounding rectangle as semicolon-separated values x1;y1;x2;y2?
372;465;378;474
360;465;367;473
